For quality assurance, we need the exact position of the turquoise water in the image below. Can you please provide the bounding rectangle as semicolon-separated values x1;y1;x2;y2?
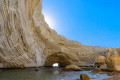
0;67;111;80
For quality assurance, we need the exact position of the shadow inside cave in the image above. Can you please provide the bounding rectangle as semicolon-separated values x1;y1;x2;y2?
44;52;71;67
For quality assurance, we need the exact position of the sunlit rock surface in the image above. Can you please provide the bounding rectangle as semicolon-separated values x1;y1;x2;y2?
0;0;109;68
105;48;120;56
94;56;107;69
105;55;120;71
64;64;83;71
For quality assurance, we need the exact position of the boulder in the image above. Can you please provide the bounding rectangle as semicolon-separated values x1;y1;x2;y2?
105;55;120;71
80;74;90;80
95;56;105;64
64;65;82;71
94;56;107;69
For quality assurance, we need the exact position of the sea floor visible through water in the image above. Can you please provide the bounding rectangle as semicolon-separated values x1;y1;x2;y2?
0;67;112;80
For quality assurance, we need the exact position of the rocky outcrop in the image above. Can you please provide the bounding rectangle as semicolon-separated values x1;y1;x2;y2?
105;48;120;56
44;52;71;67
104;49;120;71
0;0;109;68
94;56;107;69
105;55;120;71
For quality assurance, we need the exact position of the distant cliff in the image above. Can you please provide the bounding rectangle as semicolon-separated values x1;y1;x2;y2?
0;0;109;68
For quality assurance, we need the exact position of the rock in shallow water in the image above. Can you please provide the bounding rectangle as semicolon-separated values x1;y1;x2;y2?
92;69;102;74
80;74;90;80
63;65;83;71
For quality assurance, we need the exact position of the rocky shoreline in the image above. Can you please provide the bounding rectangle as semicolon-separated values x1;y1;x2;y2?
104;75;120;80
0;0;120;80
61;48;120;80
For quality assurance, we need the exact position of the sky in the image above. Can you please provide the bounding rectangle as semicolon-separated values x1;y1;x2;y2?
42;0;120;47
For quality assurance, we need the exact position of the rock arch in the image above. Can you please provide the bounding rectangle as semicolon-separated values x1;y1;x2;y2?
0;0;108;68
44;52;71;67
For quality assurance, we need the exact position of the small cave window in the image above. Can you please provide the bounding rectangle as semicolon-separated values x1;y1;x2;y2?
52;63;59;67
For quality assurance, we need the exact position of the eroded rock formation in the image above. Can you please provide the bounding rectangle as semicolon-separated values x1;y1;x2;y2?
0;0;111;68
94;56;107;69
105;48;120;56
105;55;120;71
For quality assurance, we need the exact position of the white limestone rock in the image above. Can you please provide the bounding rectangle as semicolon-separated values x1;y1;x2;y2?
0;0;107;68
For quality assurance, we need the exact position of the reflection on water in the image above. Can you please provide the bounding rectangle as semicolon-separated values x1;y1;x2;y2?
0;67;111;80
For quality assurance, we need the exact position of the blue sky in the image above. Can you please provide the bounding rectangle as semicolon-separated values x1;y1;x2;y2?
42;0;120;47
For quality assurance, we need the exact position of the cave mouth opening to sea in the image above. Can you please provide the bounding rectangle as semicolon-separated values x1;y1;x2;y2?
52;63;59;67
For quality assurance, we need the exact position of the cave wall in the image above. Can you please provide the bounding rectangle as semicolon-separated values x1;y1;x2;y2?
0;0;46;68
0;0;107;68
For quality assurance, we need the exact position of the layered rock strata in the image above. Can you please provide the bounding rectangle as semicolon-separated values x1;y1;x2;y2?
0;0;110;68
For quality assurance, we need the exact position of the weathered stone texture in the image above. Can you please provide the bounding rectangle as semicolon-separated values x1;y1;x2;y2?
0;0;107;68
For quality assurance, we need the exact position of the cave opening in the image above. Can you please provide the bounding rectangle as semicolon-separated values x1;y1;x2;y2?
44;52;71;67
52;63;59;67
